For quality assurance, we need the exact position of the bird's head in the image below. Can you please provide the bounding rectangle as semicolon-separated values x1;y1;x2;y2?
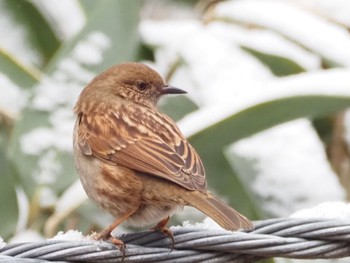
78;62;186;109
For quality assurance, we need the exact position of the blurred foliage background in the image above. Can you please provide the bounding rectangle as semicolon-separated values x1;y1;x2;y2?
2;2;350;263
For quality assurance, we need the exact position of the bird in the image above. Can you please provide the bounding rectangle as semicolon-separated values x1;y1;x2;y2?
73;62;253;244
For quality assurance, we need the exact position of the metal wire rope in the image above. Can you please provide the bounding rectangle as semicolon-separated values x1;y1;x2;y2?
1;218;350;262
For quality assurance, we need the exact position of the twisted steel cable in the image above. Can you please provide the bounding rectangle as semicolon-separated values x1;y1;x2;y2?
1;218;350;262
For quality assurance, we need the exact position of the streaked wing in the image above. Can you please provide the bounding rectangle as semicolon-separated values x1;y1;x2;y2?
76;105;206;191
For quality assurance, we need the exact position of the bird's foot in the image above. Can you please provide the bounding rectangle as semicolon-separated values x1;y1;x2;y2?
93;231;126;259
151;216;175;251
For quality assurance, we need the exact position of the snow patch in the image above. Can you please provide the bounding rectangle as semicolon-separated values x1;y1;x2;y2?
33;150;62;184
215;0;350;66
229;119;346;217
0;74;29;115
50;230;88;241
171;217;229;231
9;230;44;244
30;0;85;40
291;201;350;219
0;2;42;66
72;32;111;65
0;236;5;249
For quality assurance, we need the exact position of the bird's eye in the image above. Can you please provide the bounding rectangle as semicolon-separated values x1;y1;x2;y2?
136;81;148;91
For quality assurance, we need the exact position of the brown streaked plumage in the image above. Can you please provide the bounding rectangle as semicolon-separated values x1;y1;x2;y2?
73;62;253;242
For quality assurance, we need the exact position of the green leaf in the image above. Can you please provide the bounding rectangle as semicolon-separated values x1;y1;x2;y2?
225;150;263;217
0;49;40;88
2;0;61;67
160;96;198;122
242;46;306;76
78;0;99;15
0;121;18;239
45;0;141;73
190;135;259;219
189;95;350;218
190;95;350;146
0;155;18;240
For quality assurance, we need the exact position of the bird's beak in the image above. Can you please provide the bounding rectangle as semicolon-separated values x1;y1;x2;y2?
161;85;187;95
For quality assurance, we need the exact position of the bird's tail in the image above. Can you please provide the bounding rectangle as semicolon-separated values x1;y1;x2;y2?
183;191;253;231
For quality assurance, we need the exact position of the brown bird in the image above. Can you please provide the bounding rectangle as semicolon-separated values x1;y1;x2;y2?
73;62;252;243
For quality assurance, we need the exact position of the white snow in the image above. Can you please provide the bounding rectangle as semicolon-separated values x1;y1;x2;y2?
30;0;85;40
142;18;350;139
72;32;111;65
20;109;75;155
58;58;95;84
291;201;350;219
141;20;201;49
44;181;88;237
50;229;87;241
38;186;57;208
32;150;62;184
21;128;62;155
0;2;42;67
54;180;87;214
178;68;350;138
18;30;111;203
214;0;350;66
21;31;111;157
0;236;5;249
171;217;230;231
31;74;82;111
207;22;321;71
228;119;346;217
15;187;29;233
32;31;110;112
49;108;76;152
295;0;350;26
343;110;350;158
0;74;29;116
9;230;44;243
141;19;272;106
